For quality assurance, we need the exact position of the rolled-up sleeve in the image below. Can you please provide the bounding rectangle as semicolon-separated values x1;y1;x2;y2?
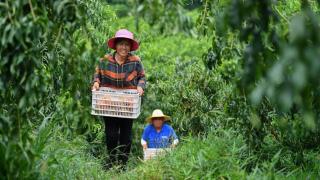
141;139;147;145
170;127;179;145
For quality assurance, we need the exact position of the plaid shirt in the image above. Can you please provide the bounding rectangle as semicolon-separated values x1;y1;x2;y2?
93;52;146;89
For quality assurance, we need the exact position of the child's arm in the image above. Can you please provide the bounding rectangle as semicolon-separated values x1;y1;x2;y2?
141;139;147;150
141;125;150;150
170;127;179;148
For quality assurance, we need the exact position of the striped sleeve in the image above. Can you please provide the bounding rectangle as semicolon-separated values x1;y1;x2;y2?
93;60;102;84
136;61;146;89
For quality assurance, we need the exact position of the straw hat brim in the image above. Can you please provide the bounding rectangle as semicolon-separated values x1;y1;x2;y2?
146;115;171;123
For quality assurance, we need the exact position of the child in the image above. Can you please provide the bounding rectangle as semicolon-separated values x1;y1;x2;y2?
141;109;179;149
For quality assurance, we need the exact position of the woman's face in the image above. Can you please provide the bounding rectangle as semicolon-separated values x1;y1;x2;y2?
152;117;164;129
116;39;131;57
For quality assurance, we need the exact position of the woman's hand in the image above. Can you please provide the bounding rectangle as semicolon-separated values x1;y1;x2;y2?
137;86;144;96
92;82;100;91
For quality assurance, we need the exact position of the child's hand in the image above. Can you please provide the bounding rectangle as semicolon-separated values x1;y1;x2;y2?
142;144;147;150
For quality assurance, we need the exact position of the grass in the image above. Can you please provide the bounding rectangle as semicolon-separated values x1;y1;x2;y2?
37;123;249;179
35;127;110;179
119;130;247;179
34;117;320;179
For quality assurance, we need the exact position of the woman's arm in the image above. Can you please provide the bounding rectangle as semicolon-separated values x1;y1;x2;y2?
92;60;102;90
136;61;146;95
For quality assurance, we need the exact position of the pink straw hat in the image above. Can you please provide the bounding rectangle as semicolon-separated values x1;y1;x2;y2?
107;29;139;51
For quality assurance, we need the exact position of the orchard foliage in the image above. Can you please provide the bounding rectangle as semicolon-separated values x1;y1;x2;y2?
130;0;195;35
199;0;320;165
2;0;320;178
1;0;83;177
0;0;114;178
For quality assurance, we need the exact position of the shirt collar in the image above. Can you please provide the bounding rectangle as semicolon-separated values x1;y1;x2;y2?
151;124;164;133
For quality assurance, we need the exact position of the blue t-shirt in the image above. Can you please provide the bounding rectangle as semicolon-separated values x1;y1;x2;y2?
142;124;178;148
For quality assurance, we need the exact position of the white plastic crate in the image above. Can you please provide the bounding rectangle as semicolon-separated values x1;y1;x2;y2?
143;148;171;160
91;87;141;119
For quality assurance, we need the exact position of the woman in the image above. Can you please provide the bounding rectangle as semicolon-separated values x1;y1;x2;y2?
141;109;179;149
92;29;146;167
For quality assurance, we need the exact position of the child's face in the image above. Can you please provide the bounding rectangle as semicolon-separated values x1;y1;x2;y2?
152;117;164;129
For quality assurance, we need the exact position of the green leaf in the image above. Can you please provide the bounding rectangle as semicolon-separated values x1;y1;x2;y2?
303;112;316;132
289;15;305;42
